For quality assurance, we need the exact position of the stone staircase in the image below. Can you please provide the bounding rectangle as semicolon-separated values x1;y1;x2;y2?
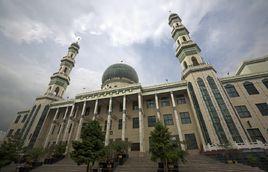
1;152;265;172
31;157;87;172
179;153;264;172
115;151;158;172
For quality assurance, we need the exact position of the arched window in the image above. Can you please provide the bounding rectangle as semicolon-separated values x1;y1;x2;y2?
197;78;228;144
54;87;60;96
182;36;187;41
224;84;239;97
177;40;180;47
64;67;68;74
183;61;188;69
243;81;259;95
188;82;211;144
262;78;268;89
207;76;243;143
192;56;199;66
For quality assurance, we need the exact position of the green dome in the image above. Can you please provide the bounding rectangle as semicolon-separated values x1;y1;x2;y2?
102;63;139;84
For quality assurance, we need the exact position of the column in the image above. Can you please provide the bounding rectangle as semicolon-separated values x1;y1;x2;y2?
170;92;185;150
105;97;112;146
92;99;98;120
75;101;86;140
56;106;69;144
138;93;144;152
44;108;59;148
65;122;74;154
155;94;161;121
62;105;75;142
122;95;126;141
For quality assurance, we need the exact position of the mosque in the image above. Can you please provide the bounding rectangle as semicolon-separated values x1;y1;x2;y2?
6;13;268;154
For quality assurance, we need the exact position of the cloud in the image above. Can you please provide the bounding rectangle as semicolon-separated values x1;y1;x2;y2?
0;18;52;43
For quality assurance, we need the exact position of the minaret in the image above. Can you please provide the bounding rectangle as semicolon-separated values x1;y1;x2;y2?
21;42;80;148
168;13;204;74
169;13;250;151
45;42;80;98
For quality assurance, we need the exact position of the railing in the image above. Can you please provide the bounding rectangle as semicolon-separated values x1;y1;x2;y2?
175;40;194;53
203;140;268;152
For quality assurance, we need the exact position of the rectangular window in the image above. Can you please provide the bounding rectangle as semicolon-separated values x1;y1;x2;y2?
176;95;186;104
235;105;251;118
247;128;266;143
184;133;198;150
148;116;156;127
104;120;107;131
225;85;239;97
106;105;109;112
256;103;268;116
132;101;139;111
104;120;112;130
85;107;90;116
14;115;21;123
7;129;14;137
180;112;191;124
146;99;155;108
244;82;259;95
130;143;140;151
21;114;28;123
97;106;101;114
15;129;21;136
119;103;123;112
51;125;56;134
118;119;122;130
163;114;173;125
133;117;139;128
161;97;170;107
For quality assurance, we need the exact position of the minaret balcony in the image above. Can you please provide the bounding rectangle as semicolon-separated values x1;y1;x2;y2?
52;72;70;80
61;56;75;64
182;63;216;79
176;40;194;52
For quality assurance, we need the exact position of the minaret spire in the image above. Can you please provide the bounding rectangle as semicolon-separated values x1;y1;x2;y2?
45;42;80;98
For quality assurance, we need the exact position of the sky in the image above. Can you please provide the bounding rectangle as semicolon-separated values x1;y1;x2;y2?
0;0;268;131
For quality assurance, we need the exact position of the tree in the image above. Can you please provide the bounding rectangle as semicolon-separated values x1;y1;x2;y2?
111;140;129;155
24;147;44;163
71;121;105;172
51;143;66;159
0;136;23;169
149;122;186;172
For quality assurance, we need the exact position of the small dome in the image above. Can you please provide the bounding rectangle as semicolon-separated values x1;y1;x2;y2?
102;63;139;85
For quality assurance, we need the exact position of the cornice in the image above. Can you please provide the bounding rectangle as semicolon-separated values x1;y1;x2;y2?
220;72;268;84
50;99;75;108
182;64;216;79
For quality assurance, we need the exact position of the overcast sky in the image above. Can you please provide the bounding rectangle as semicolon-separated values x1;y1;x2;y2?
0;0;268;131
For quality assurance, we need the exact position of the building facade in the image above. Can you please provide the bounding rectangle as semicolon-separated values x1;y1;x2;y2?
6;13;268;154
